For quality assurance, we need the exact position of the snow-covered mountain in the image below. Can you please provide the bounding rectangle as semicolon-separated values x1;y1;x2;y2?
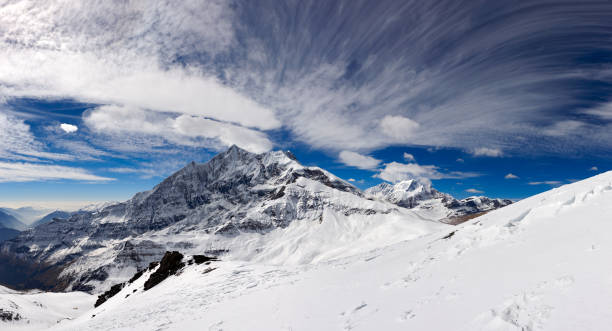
29;170;612;331
366;179;512;221
0;146;444;292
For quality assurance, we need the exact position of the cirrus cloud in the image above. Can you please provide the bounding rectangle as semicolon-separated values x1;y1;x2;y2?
0;162;113;183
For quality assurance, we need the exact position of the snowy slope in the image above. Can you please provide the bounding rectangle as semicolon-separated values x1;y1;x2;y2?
45;171;612;331
0;285;93;330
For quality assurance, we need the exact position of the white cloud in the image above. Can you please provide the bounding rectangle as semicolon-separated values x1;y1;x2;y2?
2;0;612;159
338;151;381;170
379;115;420;141
589;166;598;171
60;123;78;133
528;181;562;186
465;188;484;194
84;105;273;153
456;158;465;163
584;103;612;119
542;120;585;137
403;153;415;162
505;173;519;179
0;112;73;161
375;161;479;183
347;178;356;182
0;1;279;132
0;162;113;182
471;147;503;157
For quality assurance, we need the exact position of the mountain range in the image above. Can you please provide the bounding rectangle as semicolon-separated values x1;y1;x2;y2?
2;146;612;330
0;146;511;292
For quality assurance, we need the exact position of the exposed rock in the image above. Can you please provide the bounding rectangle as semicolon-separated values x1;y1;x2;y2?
192;255;217;265
94;282;125;308
143;251;185;291
0;308;21;321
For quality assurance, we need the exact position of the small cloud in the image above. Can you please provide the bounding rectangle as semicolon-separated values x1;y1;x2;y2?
456;158;465;163
465;188;484;194
403;153;415;162
505;173;519;179
471;147;502;157
346;178;365;184
589;166;598;171
528;181;562;186
60;123;78;133
338;151;381;170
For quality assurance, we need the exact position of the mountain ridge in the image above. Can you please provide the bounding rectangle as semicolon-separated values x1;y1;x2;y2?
0;146;510;293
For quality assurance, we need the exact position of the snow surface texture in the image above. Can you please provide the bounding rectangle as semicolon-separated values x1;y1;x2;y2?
1;146;458;292
29;170;612;330
0;285;93;330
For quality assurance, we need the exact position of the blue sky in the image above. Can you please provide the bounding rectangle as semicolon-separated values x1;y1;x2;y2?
0;1;611;208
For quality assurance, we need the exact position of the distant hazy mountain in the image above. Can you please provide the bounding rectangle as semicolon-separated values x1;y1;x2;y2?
0;207;52;225
31;211;72;228
0;210;26;231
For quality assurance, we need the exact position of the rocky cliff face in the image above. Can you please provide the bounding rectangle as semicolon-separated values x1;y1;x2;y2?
0;146;396;292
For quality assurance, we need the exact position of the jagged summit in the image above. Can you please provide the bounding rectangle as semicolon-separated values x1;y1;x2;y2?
366;179;443;208
366;179;512;220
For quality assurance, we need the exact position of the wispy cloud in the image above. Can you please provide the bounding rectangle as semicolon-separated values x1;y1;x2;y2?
465;188;484;194
1;0;612;168
0;162;113;182
0;112;74;161
84;105;273;153
505;173;519;179
471;148;503;157
528;181;562;186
